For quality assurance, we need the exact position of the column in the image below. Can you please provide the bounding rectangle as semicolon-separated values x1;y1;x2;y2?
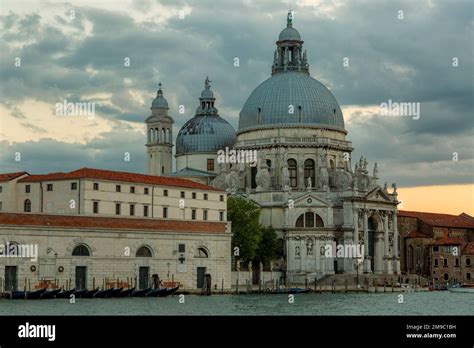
393;211;401;273
315;236;321;274
353;208;359;245
363;209;371;273
383;212;392;274
326;235;334;274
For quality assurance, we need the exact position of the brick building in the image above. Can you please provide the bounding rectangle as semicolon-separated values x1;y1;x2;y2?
398;210;474;284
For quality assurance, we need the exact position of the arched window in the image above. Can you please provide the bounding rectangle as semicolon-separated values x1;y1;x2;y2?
162;129;166;143
72;244;90;256
288;159;297;188
136;246;152;257
443;273;449;281
24;199;31;212
295;213;324;228
149;129;153;143
196;247;209;258
304;159;315;188
155;128;159;142
305;212;314;227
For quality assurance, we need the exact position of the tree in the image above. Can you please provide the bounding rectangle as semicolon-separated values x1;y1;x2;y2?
255;225;278;264
227;196;261;262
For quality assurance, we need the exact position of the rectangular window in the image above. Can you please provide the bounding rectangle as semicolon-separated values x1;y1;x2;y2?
93;201;99;214
130;186;135;193
130;204;135;216
144;205;149;217
162;166;165;174
220;195;224;202
178;244;185;253
192;192;196;199
433;246;439;252
144;187;149;195
434;258;439;267
116;185;121;192
192;209;196;220
0;201;2;211
163;207;168;218
115;203;121;215
207;159;214;171
467;258;471;267
47;184;53;191
93;183;99;190
443;258;448;267
25;185;30;193
455;258;460;267
71;182;77;190
180;191;185;198
467;273;471;280
164;189;168;197
204;193;208;200
203;210;208;221
0;186;2;193
219;211;224;221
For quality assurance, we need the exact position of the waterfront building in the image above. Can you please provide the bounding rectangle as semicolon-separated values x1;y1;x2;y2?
0;170;231;291
398;210;474;284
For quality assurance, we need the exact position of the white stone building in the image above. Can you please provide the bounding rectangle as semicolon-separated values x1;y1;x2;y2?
0;170;231;291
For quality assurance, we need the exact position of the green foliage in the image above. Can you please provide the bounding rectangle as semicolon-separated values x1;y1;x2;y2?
255;225;278;263
227;196;261;262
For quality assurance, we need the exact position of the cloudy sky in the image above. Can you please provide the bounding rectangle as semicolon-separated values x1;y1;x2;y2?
0;0;473;213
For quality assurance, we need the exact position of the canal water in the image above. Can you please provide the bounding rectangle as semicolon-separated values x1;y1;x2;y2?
0;292;472;315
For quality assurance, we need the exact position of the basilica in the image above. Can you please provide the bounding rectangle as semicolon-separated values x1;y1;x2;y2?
145;13;401;281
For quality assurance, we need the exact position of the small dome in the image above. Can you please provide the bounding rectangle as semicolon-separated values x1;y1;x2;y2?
151;83;168;109
279;27;301;41
176;115;236;156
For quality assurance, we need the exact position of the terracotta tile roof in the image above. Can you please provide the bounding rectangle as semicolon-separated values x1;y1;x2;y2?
0;172;28;182
398;210;474;229
428;237;465;246
463;241;474;255
16;167;223;191
0;213;227;234
405;230;431;239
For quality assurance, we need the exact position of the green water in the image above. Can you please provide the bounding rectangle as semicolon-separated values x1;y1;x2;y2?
0;292;472;316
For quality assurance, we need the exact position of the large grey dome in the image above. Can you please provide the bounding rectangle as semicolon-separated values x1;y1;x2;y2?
279;27;301;41
238;71;345;132
176;115;236;156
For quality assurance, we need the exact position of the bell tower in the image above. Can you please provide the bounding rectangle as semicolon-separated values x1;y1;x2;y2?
146;83;174;176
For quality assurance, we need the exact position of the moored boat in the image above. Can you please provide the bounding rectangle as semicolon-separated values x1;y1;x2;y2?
94;288;114;298
146;288;167;297
132;287;151;297
56;288;75;299
72;289;88;298
118;287;135;297
82;288;99;298
160;286;180;297
40;289;62;299
3;290;27;299
448;284;474;293
26;288;47;300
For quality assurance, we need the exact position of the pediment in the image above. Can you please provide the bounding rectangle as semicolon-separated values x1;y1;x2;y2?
365;187;392;202
288;192;330;208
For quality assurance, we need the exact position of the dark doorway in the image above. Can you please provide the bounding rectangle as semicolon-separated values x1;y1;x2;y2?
252;262;260;285
5;266;18;291
368;217;376;272
75;266;87;290
139;267;149;289
197;267;206;288
251;166;257;189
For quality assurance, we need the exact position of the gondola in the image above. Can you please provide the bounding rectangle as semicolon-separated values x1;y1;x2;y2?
131;287;151;297
56;288;75;299
72;289;88;298
109;288;123;298
118;287;135;297
3;290;27;299
94;288;114;298
159;286;179;297
40;289;62;299
146;288;167;297
81;288;99;298
26;288;47;299
288;288;311;294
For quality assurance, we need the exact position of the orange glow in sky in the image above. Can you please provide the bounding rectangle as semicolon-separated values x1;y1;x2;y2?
397;184;474;216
